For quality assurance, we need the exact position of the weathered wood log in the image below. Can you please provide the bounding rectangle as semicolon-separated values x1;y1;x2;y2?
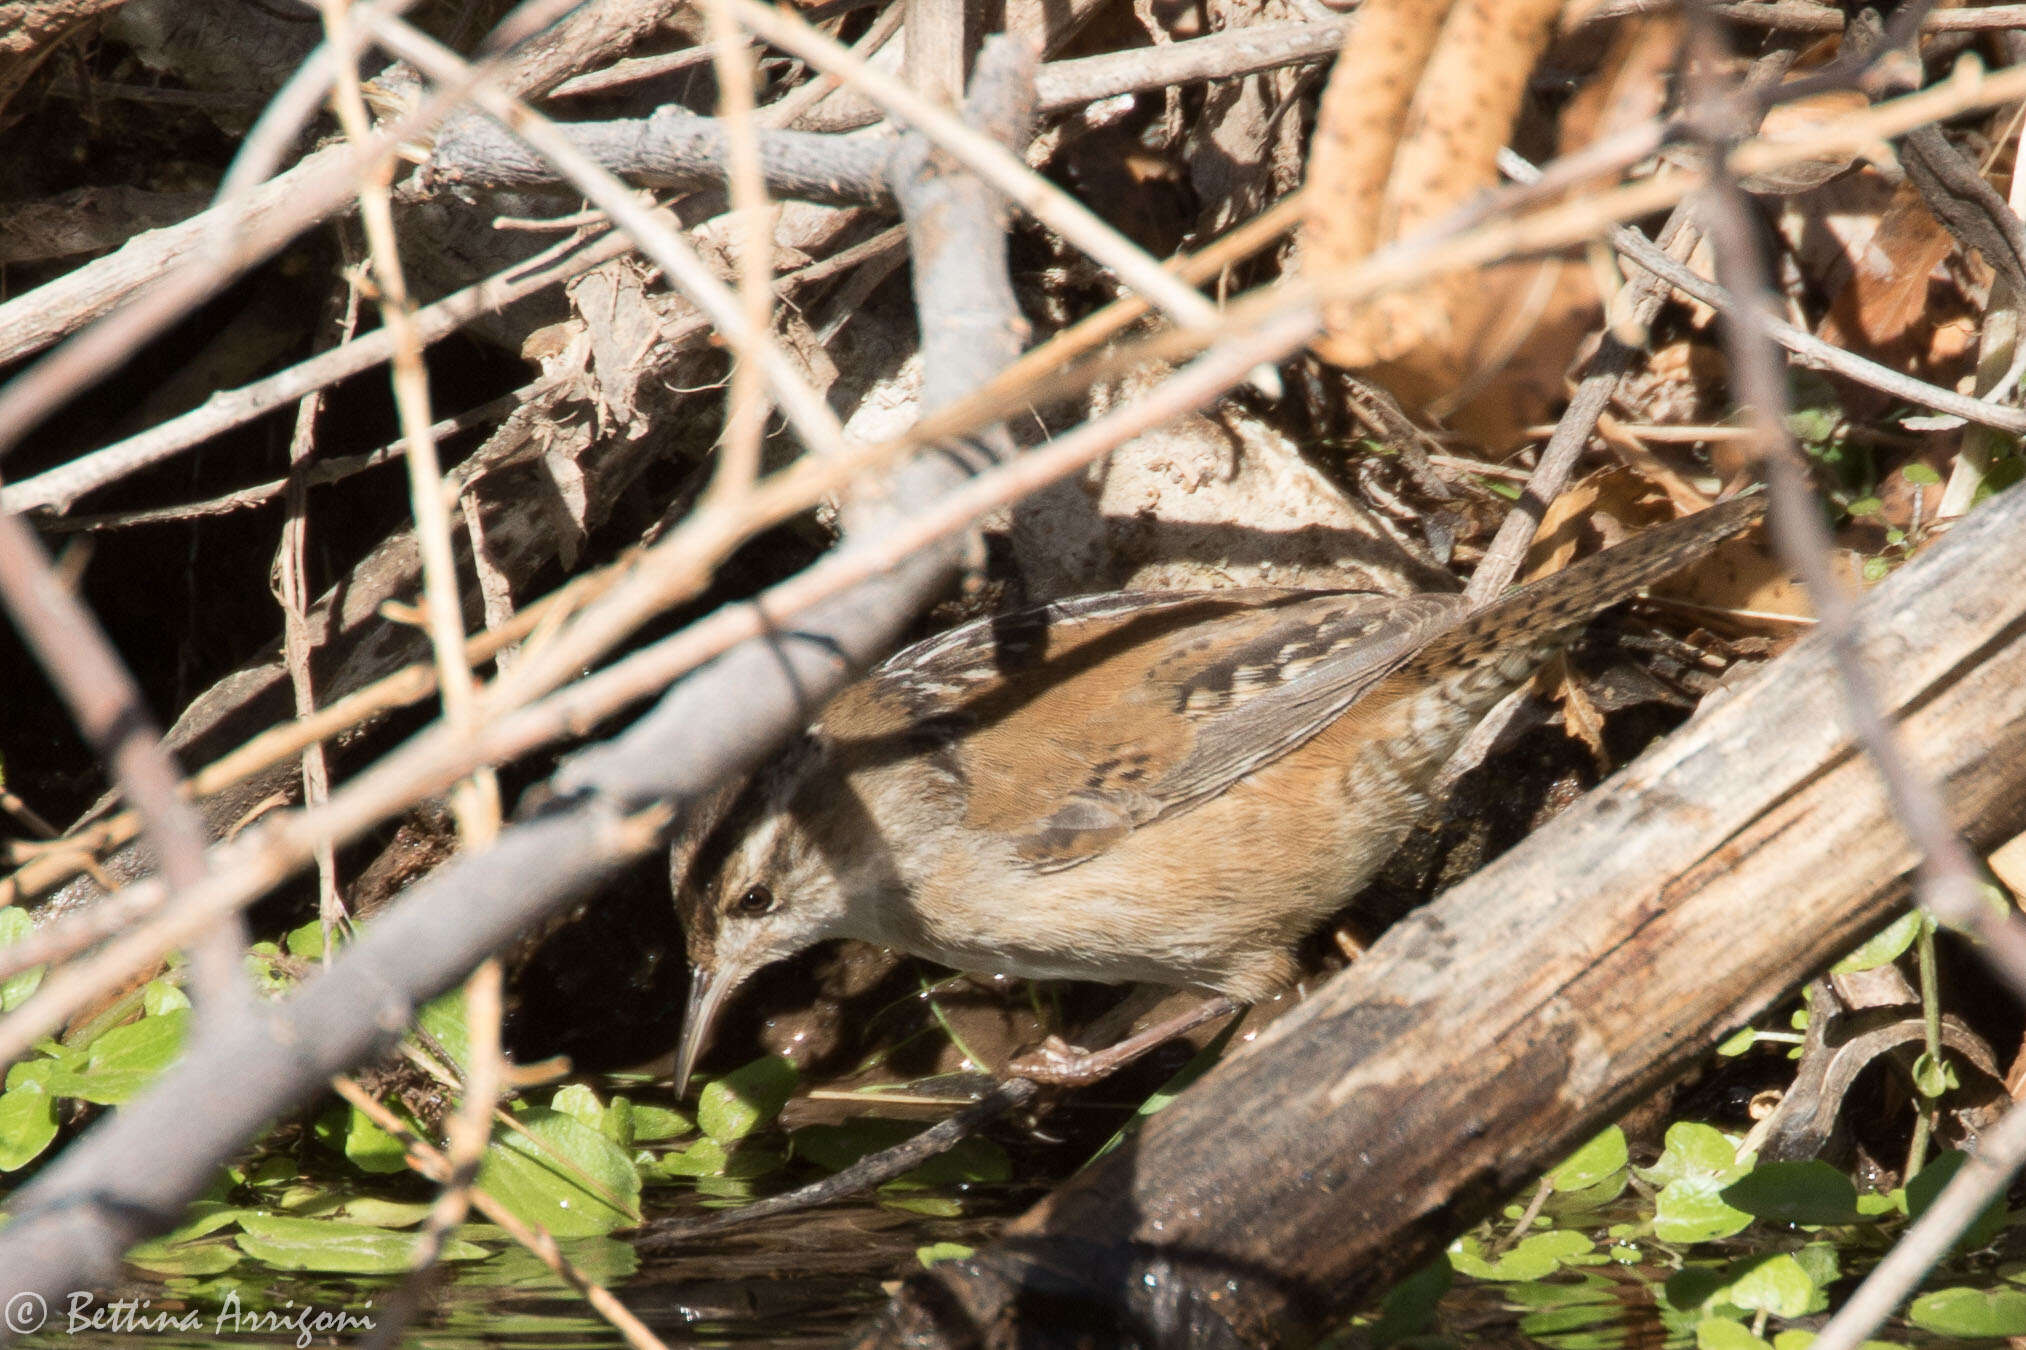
851;481;2026;1349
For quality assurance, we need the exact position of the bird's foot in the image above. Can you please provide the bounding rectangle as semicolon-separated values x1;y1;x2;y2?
1005;1035;1114;1087
1003;995;1244;1087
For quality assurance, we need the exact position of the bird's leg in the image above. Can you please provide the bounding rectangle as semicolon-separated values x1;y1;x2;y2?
1005;994;1242;1087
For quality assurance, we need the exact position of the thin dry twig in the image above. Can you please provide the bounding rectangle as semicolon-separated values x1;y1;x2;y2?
39;382;551;531
0;0;656;470
1590;0;2026;32
700;0;776;506
725;0;1221;332
1;227;613;516
1457;41;1801;606
323;0;500;847
274;240;364;945
0;0;675;371
1462;200;1702;607
1614;228;2026;436
359;959;505;1350
358;8;849;455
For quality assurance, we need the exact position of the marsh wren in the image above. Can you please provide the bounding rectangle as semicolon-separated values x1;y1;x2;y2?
672;496;1764;1089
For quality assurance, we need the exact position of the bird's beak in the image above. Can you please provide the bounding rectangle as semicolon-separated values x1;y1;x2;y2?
674;964;736;1097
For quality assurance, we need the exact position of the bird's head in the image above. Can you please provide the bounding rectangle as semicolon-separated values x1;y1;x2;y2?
670;745;858;1094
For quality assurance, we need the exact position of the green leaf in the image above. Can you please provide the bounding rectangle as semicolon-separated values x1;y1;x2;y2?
1369;1259;1452;1349
601;1094;635;1149
1665;1264;1731;1312
312;1102;411;1175
43;1009;188;1104
1717;1027;1758;1057
475;1108;641;1236
1725;1254;1815;1317
413;989;471;1076
551;1084;604;1131
1862;556;1891;583
698;1056;797;1142
0;906;45;1012
1833;911;1922;974
1697;1318;1771;1350
1901;462;1942;485
124;1237;242;1276
1845;497;1882;517
242;946;293;997
1791;1242;1841;1291
1655;1179;1755;1244
882;1194;962;1218
1643;1123;1752;1188
242;1155;296;1189
1905;1151;2007;1253
629;1102;693;1142
284;919;327;960
7;1058;53;1092
1544;1167;1630;1215
328;1197;435;1229
644;1135;782;1183
655;1135;731;1178
141;979;189;1016
158;1201;255;1244
1769;1333;1902;1350
1787;406;1839;445
234;1213;484;1274
1448;1230;1594;1281
0;1077;58;1171
1517;1300;1628;1340
888;1134;1011;1189
1908;1286;2026;1338
1910;1051;1958;1099
1768;1333;1902;1350
1722;1161;1861;1226
791;1117;943;1167
916;1242;974;1267
1550;1128;1629;1192
1642;1124;1755;1242
456;1229;636;1290
1502;1274;1617;1309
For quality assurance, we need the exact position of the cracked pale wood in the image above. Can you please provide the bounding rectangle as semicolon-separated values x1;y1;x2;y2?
860;483;2026;1347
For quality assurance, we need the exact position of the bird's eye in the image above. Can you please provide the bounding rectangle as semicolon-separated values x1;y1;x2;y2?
734;884;777;916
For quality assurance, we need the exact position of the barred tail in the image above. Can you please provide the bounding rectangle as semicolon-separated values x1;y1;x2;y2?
1401;493;1766;678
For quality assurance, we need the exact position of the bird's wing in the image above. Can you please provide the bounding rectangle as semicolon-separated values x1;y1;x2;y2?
823;588;1464;871
818;496;1768;873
